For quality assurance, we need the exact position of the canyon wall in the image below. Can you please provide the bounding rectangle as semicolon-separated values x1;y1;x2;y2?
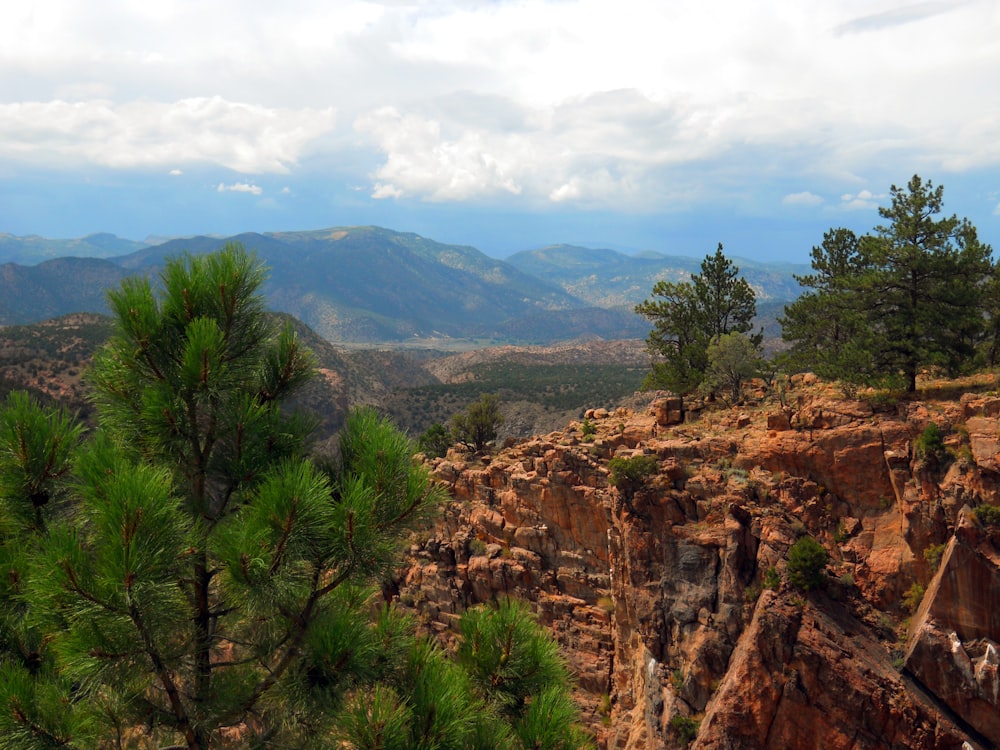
395;381;1000;748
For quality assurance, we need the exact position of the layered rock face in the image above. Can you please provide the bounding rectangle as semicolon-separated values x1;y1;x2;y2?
395;383;1000;748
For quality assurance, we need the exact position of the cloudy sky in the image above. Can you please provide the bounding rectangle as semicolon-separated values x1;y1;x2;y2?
2;0;998;261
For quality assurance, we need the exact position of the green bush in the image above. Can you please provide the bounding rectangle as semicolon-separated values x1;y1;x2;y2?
417;422;451;458
762;566;781;590
608;454;658;514
902;582;925;613
914;422;950;469
787;535;829;591
974;504;1000;527
669;714;701;747
451;393;504;452
923;542;947;571
607;454;658;489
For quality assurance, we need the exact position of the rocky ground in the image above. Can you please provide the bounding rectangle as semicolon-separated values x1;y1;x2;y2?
393;374;1000;749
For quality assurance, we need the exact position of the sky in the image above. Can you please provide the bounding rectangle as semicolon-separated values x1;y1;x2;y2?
1;0;999;262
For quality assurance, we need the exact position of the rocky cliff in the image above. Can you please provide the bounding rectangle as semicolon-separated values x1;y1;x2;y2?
394;376;1000;749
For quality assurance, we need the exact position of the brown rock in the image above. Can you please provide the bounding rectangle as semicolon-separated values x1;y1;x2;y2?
395;388;993;749
652;396;684;426
905;519;1000;745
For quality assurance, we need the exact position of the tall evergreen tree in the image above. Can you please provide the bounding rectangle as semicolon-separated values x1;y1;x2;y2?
863;175;991;391
636;244;759;402
781;176;993;391
778;228;876;383
693;244;760;343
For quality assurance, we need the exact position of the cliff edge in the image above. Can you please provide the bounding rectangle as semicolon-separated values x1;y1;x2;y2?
395;376;1000;748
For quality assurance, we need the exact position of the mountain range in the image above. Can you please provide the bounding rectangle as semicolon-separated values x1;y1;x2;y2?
0;226;807;345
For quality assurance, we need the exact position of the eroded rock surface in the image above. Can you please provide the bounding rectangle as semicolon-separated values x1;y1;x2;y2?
397;381;1000;748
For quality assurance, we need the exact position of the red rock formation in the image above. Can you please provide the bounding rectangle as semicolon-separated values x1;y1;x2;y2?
396;384;999;748
905;509;1000;745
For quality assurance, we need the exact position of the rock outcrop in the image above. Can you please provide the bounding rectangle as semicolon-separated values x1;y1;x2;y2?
397;383;1000;748
905;508;1000;746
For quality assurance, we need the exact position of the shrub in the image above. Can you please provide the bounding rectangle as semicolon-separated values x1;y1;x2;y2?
608;454;659;513
787;535;829;591
608;454;658;489
975;504;1000;527
417;421;451;458
923;542;947;571
451;393;504;452
669;714;701;747
580;417;596;441
915;422;950;469
762;566;781;590
902;582;925;613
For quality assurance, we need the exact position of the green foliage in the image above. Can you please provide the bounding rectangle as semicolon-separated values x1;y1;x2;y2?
457;598;592;750
669;714;701;747
779;228;875;383
914;422;950;469
608;454;659;512
417;421;452;458
902;582;926;613
387;362;644;437
636;244;760;400
608;454;658;487
0;246;470;749
333;599;594;750
780;176;993;391
702;332;763;403
451;392;504;452
580;417;596;441
923;542;947;571
974;504;1000;527
0;391;83;533
786;535;829;591
762;566;781;590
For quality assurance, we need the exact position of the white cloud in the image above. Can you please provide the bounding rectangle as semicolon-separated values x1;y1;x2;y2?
839;189;886;211
1;0;999;218
993;202;1000;216
0;97;336;173
355;90;830;207
169;168;182;176
357;106;525;201
217;182;263;196
783;191;823;206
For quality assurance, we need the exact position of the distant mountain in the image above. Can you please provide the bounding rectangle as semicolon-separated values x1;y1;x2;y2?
0;257;128;324
0;227;805;345
112;226;590;343
506;244;807;308
0;233;147;264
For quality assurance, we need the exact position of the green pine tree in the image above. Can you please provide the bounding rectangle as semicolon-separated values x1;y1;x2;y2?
0;245;592;749
779;228;877;385
0;246;447;748
781;177;993;391
636;243;760;405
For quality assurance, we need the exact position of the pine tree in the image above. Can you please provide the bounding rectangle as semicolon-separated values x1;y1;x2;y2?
450;393;503;452
636;244;759;403
778;228;876;384
0;245;592;749
863;176;992;391
781;177;993;391
0;246;447;748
